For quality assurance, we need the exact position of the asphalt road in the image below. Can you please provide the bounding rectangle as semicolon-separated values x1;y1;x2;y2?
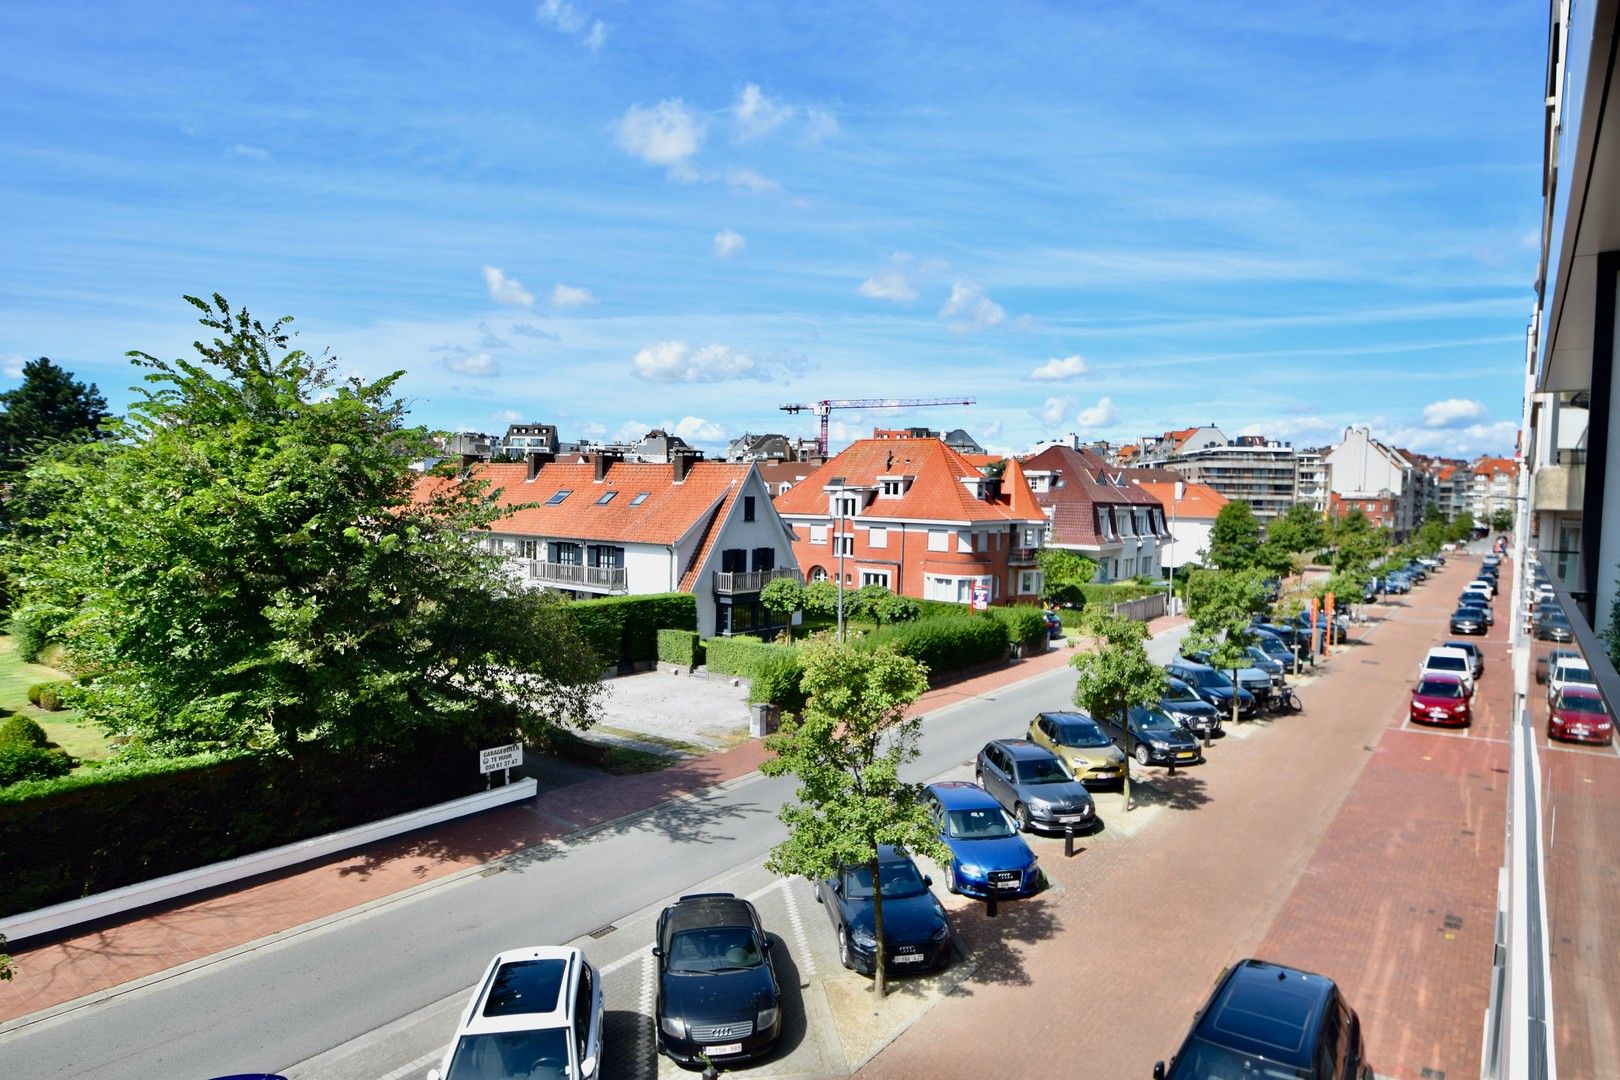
0;626;1186;1080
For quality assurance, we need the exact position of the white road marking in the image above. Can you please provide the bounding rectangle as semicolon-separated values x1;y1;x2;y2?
602;945;650;977
782;878;817;980
634;952;657;1080
374;1046;442;1080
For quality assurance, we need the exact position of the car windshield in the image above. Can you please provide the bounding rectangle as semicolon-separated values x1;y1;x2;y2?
1542;613;1569;625
666;926;763;973
1164;683;1203;705
844;861;928;899
1558;694;1608;715
1013;756;1072;784
1166;1036;1311;1080
1134;708;1179;732
1052;719;1111;748
945;807;1017;840
1427;656;1467;673
446;1028;571;1080
1453;609;1481;619
1185;668;1233;690
1417;679;1463;698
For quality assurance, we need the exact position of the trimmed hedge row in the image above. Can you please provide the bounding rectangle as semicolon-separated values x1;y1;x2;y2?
0;737;484;918
985;605;1049;653
570;593;697;668
860;615;1009;674
656;629;703;668
704;636;791;679
747;650;807;713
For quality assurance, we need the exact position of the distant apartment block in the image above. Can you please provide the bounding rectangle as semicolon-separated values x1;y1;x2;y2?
1469;456;1517;522
1133;426;1300;521
1324;426;1420;539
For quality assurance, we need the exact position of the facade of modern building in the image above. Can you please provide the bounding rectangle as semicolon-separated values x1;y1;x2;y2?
1470;456;1519;523
412;454;799;639
498;423;561;457
1022;445;1170;582
1323;426;1419;539
772;436;1047;605
1158;436;1299;522
1293;450;1332;513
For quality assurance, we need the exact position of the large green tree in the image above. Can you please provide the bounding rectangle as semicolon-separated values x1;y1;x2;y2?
1185;569;1266;727
1069;610;1164;809
761;636;942;998
1265;501;1326;556
1489;508;1514;534
3;296;601;756
0;357;109;478
1207;501;1262;572
1038;548;1097;607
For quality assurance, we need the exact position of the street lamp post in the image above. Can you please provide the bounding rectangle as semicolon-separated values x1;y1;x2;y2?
829;477;848;642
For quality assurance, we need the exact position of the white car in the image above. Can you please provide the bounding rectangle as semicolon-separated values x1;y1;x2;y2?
1419;646;1476;694
1465;578;1496;600
430;946;603;1080
1547;656;1596;704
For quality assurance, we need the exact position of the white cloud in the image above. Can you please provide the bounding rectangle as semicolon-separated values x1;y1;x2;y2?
1422;397;1490;427
584;19;606;50
580;422;608;440
615;100;705;174
978;419;1004;440
940;280;1007;334
550;283;597;308
858;253;923;303
537;0;605;49
225;143;269;160
1028;355;1088;381
446;352;499;377
714;229;746;259
1372;420;1519;458
631;340;807;384
1237;416;1337;443
803;108;840;144
494;409;524;423
724;167;778;194
673;416;728;442
1034;396;1074;427
482;265;534;307
1076;397;1119;429
510;322;559;341
1;352;25;378
733;84;794;141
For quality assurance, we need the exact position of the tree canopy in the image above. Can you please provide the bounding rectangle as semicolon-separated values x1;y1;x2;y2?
1265;502;1326;556
3;296;602;756
1185;569;1265;725
1069;610;1164;806
0;357;109;478
1207;501;1262;571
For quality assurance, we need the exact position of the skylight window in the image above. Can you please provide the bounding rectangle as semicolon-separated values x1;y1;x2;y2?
596;491;617;505
630;492;650;506
545;489;572;505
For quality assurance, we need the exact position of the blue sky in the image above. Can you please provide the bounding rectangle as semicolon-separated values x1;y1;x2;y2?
0;1;1540;459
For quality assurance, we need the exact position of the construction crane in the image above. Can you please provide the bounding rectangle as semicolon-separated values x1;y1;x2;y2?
779;397;976;457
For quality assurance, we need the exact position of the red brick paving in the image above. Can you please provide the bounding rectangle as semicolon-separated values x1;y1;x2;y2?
862;559;1513;1080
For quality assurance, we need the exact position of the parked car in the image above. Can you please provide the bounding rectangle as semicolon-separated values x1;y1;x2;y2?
1383;573;1411;595
429;946;602;1080
1026;710;1127;785
1251;630;1305;674
1448;606;1486;636
1418;646;1476;694
1253;621;1315;660
1042;609;1063;640
1182;649;1275;704
1154;958;1372;1080
1547;655;1596;704
1442;641;1485;678
1548;687;1614;744
1294;610;1348;644
1095;705;1204;767
654;894;782;1067
1243;645;1287;680
1409;673;1472;727
1158;677;1223;739
1464;577;1496;600
1165;658;1258;718
1460;584;1493;608
1536;647;1580;685
1535;609;1574;642
975;739;1097;833
1458;596;1493;625
815;846;952;976
924;781;1041;898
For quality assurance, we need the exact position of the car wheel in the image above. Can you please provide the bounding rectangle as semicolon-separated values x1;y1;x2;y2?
974;770;985;788
1015;803;1033;833
838;926;854;970
946;865;960;895
1135;743;1151;766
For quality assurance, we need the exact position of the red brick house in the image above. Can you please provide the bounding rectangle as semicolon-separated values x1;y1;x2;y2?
771;436;1048;604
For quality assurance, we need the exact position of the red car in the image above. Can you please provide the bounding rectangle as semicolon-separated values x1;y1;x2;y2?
1549;687;1614;744
1410;673;1471;727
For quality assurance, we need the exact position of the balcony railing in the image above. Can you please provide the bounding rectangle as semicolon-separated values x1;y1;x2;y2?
522;559;627;591
714;567;802;594
1008;546;1040;565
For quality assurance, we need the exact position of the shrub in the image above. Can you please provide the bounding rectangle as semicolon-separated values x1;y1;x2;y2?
802;580;840;618
0;744;71;788
0;715;49;750
860;615;1009;675
27;681;68;712
9;615;46;664
871;592;920;624
569;593;697;668
656;629;703;668
747;650;807;713
986;605;1049;652
703;636;786;678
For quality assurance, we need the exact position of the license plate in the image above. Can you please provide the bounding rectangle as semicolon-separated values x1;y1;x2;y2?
705;1042;744;1055
994;879;1022;890
1176;751;1196;760
1430;709;1447;718
1091;769;1117;778
1056;814;1085;822
893;952;925;964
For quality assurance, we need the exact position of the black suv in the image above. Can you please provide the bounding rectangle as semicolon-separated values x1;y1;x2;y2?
1156;958;1372;1079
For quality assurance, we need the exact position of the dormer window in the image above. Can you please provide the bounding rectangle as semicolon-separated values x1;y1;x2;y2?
880;477;904;497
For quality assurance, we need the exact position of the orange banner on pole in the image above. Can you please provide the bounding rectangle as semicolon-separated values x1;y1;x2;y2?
1309;597;1321;659
1323;593;1335;658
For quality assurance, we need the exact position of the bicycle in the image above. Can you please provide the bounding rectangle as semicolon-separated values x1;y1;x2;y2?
1269;683;1302;714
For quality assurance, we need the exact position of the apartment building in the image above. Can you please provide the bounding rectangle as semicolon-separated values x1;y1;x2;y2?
1323;426;1419;539
1135;428;1299;521
1470;456;1518;522
1294;450;1332;513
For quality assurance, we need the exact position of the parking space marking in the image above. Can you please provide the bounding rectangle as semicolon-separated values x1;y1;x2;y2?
374;1047;441;1080
782;877;818;980
633;952;656;1080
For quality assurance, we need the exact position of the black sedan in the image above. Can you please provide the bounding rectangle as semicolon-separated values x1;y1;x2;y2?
1449;607;1486;635
1536;610;1574;642
1097;705;1203;766
816;846;952;977
655;893;782;1067
1160;677;1222;739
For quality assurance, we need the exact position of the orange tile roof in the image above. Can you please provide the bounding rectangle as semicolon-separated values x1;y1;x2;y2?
1116;445;1140;461
411;460;748;545
1472;456;1515;478
1132;480;1229;520
771;437;1044;524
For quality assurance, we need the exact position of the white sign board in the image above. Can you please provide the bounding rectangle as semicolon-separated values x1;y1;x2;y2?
479;743;523;774
970;581;990;611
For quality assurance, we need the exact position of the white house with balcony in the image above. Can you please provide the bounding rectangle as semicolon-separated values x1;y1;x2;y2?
414;453;800;639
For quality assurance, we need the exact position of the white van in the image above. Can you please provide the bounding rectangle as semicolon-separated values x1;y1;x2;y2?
1419;646;1476;693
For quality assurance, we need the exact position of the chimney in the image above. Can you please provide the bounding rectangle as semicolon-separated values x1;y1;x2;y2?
525;451;554;481
460;453;483;471
593;450;622;482
672;449;700;483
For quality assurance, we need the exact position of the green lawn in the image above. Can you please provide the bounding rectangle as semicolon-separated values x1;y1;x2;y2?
0;635;110;764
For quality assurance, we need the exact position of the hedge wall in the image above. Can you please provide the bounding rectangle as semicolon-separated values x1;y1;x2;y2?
703;636;790;678
986;605;1049;652
747;650;807;713
0;736;483;919
860;615;1009;674
570;593;697;668
656;629;703;668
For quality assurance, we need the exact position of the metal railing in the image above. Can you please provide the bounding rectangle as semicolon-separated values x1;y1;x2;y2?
523;560;627;591
714;567;802;594
1008;546;1040;565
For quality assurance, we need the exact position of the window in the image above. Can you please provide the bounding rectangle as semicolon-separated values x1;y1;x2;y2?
880;478;903;497
630;492;650;506
587;545;624;569
721;548;746;573
573;962;594;1061
835;496;859;516
860;570;891;588
869;526;888;549
750;547;775;571
549;541;580;565
810;524;829;544
809;566;828;582
927;529;948;552
957;531;973;553
1023;527;1040;547
834;535;854;556
975;532;987;552
519;540;538;560
596;491;617;505
743;496;756;522
1019;570;1038;594
545;489;572;505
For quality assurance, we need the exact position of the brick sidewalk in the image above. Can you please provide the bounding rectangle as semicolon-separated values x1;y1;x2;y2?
0;619;1172;1027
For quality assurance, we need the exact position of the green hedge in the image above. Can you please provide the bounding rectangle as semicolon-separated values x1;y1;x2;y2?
860;615;1009;674
0;745;71;788
986;605;1050;652
703;636;788;678
747;650;807;713
570;593;697;668
656;629;703;668
26;681;68;712
1078;582;1161;608
0;737;483;918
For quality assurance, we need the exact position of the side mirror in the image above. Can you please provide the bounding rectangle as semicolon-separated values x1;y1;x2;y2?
1152;1063;1166;1080
579;1055;598;1077
831;878;843;895
651;946;663;957
923;875;933;887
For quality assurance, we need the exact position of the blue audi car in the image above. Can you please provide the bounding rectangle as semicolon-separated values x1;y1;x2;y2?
923;781;1040;899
